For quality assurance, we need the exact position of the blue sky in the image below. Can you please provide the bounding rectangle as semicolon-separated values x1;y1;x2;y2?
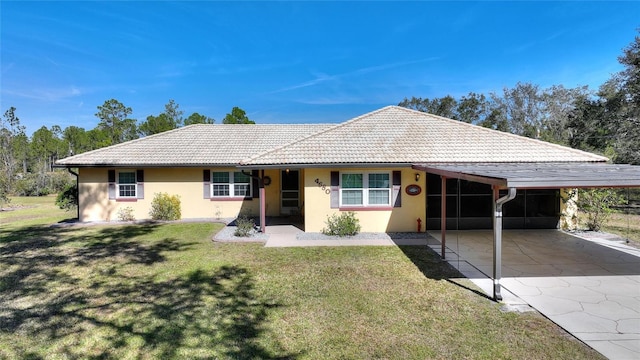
1;1;639;136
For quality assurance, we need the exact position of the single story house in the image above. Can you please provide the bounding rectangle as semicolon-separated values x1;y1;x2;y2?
55;105;637;234
56;105;640;300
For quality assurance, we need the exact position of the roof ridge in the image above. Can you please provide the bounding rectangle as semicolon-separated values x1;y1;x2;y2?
397;106;609;162
239;105;397;164
207;123;330;127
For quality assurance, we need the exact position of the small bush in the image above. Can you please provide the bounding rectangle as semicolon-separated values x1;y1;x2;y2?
234;214;255;237
573;189;627;231
117;206;136;221
48;171;75;194
0;194;10;209
13;171;74;197
149;192;181;221
322;211;361;237
0;185;10;209
14;173;49;196
0;173;11;209
56;183;78;211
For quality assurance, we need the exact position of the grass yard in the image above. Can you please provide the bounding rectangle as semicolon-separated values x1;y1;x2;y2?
601;189;640;247
575;207;640;248
602;212;640;248
1;197;604;359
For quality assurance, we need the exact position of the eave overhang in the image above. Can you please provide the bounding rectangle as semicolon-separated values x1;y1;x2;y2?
412;162;640;189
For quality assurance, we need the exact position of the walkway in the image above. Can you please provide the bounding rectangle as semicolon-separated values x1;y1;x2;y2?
263;225;429;247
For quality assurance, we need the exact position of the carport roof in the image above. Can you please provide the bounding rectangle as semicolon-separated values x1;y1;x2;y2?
412;162;640;189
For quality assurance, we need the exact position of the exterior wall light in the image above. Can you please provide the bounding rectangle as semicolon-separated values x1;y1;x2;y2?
415;173;420;182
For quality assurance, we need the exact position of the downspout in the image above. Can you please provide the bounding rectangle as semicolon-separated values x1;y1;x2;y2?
242;170;266;233
440;176;447;259
492;187;516;301
67;167;79;220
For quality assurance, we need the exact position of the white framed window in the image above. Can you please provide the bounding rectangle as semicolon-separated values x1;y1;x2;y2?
340;172;391;207
211;171;252;198
212;171;230;197
117;171;137;198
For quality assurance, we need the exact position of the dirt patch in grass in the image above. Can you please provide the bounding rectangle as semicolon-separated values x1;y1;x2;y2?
1;204;32;211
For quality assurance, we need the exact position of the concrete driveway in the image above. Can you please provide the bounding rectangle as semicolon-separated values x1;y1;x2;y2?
428;230;640;360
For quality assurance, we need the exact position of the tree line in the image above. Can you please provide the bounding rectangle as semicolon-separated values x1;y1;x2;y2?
0;101;253;202
1;32;638;204
399;32;639;166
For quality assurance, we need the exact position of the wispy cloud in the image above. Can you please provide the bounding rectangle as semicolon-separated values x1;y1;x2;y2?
1;62;15;75
271;72;337;93
155;61;198;79
507;30;567;54
295;95;363;105
206;59;303;76
351;58;440;76
2;86;82;102
269;57;440;94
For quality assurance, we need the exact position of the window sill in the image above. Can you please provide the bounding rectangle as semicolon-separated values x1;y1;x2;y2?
116;198;138;202
339;206;393;211
210;197;253;201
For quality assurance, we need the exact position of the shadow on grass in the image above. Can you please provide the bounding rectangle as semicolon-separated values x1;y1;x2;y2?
396;245;463;280
67;225;187;266
397;245;495;301
0;224;172;300
0;223;296;359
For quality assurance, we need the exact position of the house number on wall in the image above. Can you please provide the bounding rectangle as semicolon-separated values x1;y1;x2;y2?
315;178;331;194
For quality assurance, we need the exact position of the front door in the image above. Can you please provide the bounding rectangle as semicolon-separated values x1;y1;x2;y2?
281;170;300;215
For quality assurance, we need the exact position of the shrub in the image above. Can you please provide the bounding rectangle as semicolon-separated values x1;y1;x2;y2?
322;211;361;237
55;183;78;212
0;173;10;209
117;206;136;221
0;193;9;210
572;189;627;231
48;171;75;194
234;214;255;237
149;192;181;221
13;171;74;197
0;174;11;209
14;173;49;196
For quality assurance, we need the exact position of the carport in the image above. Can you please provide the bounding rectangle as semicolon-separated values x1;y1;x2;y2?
412;162;640;301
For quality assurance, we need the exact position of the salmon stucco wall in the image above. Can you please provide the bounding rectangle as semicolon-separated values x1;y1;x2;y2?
78;167;281;222
303;167;425;233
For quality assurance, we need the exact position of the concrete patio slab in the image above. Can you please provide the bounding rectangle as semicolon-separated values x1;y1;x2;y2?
429;230;640;360
263;226;432;247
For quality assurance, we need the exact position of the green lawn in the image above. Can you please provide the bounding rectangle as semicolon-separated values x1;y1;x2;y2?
1;197;604;359
602;212;640;248
574;208;640;248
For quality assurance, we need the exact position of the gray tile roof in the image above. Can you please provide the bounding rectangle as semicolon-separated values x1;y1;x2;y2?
55;106;607;168
55;124;332;167
414;163;640;188
240;106;608;166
